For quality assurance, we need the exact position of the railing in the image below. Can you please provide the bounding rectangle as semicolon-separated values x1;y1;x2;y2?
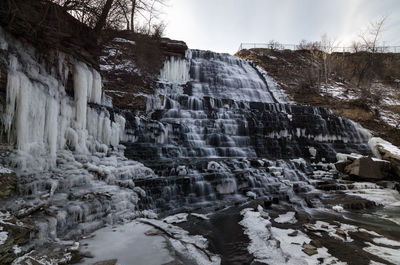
238;43;400;53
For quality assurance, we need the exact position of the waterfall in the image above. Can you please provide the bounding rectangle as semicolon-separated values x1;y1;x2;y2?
0;25;376;254
124;50;370;162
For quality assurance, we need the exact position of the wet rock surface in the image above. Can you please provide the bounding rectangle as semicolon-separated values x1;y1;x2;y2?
0;167;16;197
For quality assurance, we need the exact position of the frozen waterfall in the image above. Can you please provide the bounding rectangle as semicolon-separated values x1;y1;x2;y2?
1;27;126;169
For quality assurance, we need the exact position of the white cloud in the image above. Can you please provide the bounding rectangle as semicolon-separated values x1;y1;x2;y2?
162;0;400;54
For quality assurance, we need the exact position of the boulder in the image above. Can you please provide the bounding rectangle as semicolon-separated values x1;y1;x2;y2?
335;153;362;173
0;166;16;197
369;137;400;178
335;160;351;173
344;156;391;180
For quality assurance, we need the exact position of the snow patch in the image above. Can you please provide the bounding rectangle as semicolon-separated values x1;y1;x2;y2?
274;211;297;224
240;208;345;265
163;213;188;224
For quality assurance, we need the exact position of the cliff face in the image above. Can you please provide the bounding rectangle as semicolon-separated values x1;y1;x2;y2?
0;0;98;67
98;32;188;112
236;48;400;147
0;0;189;115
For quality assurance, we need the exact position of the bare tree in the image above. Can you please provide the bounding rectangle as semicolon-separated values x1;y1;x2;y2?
94;0;114;35
51;0;167;36
359;16;387;53
298;40;321;51
267;40;283;50
351;41;362;53
320;34;339;83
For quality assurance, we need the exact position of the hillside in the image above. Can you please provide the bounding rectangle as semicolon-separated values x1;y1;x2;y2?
236;48;400;146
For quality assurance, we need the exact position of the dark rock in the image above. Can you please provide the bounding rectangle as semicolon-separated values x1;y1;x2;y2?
344;156;391;180
310;239;322;248
263;200;272;208
160;38;188;57
335;160;351;173
336;229;347;239
0;216;33;264
302;243;318;256
92;259;118;265
0;167;16;197
0;0;98;68
272;197;280;204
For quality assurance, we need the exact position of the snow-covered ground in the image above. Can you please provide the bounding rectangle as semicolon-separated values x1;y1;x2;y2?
320;82;400;128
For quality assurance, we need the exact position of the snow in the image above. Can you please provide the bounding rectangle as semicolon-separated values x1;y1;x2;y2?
358;229;400;264
163;213;188;224
358;228;381;237
332;205;344;213
13;244;22;254
308;147;317;157
240;208;345;265
246;191;257;199
304;221;357;242
274;211;297;224
336;152;362;161
368;137;400;159
369;261;386;265
11;251;72;265
363;242;400;264
0;229;8;245
254;64;290;103
320;85;358;101
344;187;400;206
191;213;210;220
0;166;13;174
373;237;400;247
113;37;136;45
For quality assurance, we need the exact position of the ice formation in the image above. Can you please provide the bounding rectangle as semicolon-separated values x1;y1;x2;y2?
1;26;126;170
159;49;192;84
0;26;155;246
368;137;400;159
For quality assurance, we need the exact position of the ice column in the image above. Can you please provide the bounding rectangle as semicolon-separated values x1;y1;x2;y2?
159;49;192;84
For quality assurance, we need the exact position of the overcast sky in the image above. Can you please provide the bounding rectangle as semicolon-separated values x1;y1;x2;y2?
161;0;400;54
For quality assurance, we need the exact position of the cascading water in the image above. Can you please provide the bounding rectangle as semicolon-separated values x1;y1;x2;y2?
121;49;371;211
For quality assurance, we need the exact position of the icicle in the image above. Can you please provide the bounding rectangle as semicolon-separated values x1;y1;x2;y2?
159;53;191;84
91;69;102;104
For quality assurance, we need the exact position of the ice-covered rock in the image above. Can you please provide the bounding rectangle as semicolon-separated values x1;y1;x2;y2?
369;137;400;177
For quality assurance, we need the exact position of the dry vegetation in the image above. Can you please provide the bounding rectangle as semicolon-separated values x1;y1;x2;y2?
236;48;400;146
